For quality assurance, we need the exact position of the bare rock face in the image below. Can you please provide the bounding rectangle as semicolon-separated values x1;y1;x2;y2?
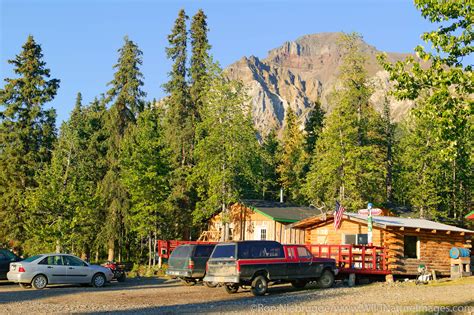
225;32;414;137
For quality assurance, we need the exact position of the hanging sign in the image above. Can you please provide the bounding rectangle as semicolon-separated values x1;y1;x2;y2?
358;208;383;215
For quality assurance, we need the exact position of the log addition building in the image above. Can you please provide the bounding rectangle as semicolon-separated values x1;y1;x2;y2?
291;212;474;276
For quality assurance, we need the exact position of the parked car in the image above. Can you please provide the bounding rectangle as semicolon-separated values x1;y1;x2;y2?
203;240;338;296
7;253;114;289
166;244;216;286
0;249;21;280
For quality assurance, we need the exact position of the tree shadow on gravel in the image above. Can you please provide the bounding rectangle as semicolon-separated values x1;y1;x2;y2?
0;277;180;304
87;285;346;314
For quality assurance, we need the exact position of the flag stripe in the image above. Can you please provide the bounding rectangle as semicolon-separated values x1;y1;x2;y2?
334;201;345;230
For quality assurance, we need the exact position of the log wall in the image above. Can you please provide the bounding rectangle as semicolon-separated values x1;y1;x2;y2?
384;228;468;276
303;218;472;276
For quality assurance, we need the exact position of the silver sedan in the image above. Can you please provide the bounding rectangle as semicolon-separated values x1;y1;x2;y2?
7;253;114;289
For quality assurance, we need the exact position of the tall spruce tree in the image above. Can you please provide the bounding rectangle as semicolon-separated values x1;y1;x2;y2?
304;33;386;210
379;0;472;221
304;102;325;156
0;36;59;248
163;9;196;239
100;36;146;260
190;9;211;118
300;102;325;191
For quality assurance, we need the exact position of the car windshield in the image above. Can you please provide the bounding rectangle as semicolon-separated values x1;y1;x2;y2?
211;244;236;259
22;255;44;263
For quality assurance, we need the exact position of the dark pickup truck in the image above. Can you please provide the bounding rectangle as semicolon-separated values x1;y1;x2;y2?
203;240;338;296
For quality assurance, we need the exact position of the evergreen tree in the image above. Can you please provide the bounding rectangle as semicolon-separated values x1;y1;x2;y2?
379;0;472;221
163;9;196;239
0;35;59;247
27;94;108;257
100;36;146;260
27;95;84;254
164;9;191;166
277;107;306;202
300;101;326;192
192;69;262;240
120;107;171;267
304;33;386;210
261;129;281;201
304;101;325;156
190;9;211;118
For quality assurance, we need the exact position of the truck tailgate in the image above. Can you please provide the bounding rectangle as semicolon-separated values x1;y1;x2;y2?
207;259;237;276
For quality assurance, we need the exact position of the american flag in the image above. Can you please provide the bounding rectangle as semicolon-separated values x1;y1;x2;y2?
334;201;345;230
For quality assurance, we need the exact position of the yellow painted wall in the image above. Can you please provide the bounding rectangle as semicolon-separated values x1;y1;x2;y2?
208;203;304;243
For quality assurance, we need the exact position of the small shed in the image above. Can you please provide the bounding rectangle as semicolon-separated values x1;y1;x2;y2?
204;200;317;243
292;212;474;276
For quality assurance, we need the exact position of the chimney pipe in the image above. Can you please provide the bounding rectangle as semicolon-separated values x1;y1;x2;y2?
280;188;284;203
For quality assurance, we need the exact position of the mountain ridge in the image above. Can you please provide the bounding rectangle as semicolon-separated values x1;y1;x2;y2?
224;32;414;137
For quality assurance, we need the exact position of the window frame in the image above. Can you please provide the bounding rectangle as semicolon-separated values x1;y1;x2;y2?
343;233;369;245
260;228;267;240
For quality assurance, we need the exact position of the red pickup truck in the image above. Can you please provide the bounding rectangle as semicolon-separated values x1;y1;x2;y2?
203;241;338;296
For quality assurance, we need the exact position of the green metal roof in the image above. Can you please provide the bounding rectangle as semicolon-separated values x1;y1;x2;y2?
242;199;317;223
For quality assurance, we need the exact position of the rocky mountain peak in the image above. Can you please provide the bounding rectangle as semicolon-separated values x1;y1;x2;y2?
225;33;414;137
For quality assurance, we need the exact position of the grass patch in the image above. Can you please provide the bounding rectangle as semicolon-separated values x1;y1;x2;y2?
427;276;474;287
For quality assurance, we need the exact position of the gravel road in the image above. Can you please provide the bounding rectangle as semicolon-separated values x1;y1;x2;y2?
0;277;473;314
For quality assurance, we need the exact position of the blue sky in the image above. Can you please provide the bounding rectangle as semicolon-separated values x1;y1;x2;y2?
1;0;433;124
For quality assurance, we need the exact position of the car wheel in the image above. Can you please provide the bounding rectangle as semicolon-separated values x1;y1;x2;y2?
224;284;239;294
251;275;268;296
317;270;335;289
291;280;307;289
204;281;218;288
19;283;32;289
92;273;106;288
32;275;48;290
117;273;126;282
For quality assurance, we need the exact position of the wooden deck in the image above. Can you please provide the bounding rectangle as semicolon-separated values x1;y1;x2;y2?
306;244;391;275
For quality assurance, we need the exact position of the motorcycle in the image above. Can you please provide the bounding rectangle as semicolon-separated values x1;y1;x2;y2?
102;261;126;282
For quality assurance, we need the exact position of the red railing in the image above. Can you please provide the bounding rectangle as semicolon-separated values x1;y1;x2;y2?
306;244;390;275
157;240;217;259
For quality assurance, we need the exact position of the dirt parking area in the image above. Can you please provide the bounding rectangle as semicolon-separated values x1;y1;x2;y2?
0;277;473;314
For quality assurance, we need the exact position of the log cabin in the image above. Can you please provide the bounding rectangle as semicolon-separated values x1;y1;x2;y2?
202;200;317;243
291;212;474;276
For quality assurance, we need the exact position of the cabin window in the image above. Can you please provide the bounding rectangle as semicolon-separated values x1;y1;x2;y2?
260;228;267;240
343;234;368;245
404;235;419;259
